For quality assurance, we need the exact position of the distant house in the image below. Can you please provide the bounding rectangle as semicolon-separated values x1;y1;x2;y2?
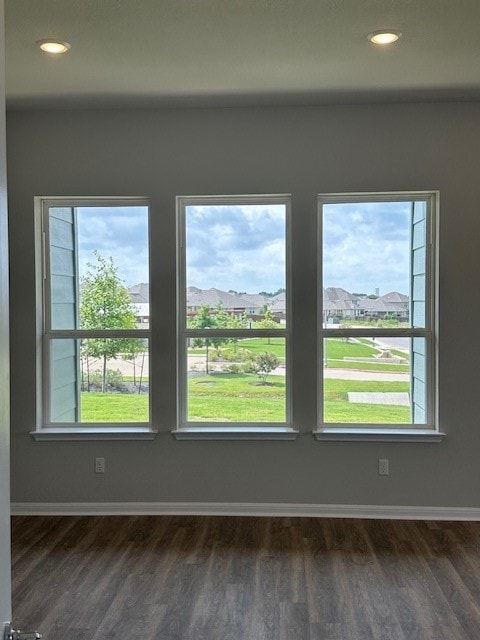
186;287;252;317
323;287;362;323
128;285;273;324
128;283;149;328
129;284;408;325
322;287;409;323
128;282;149;304
378;291;409;318
359;292;409;320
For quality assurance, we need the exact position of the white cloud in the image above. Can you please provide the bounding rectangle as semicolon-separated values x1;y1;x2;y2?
74;200;415;296
77;206;149;286
323;201;411;295
186;204;286;293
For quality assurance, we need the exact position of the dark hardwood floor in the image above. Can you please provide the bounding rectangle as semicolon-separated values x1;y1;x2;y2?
11;515;480;639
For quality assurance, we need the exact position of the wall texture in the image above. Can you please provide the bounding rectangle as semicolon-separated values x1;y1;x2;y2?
7;103;480;508
0;0;12;621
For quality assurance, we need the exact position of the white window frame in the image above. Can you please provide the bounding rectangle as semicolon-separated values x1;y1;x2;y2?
315;191;442;442
32;196;155;441
174;194;296;440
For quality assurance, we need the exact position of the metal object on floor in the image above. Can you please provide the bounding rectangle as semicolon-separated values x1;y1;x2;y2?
3;623;42;640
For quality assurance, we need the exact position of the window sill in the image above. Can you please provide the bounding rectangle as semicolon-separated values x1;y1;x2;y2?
30;427;158;441
313;427;445;443
172;426;299;441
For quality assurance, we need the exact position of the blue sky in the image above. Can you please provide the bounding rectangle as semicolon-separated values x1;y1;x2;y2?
323;201;411;296
186;204;286;293
77;206;149;287
76;201;412;296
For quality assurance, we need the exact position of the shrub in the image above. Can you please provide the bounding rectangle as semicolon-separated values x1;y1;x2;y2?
250;351;279;385
218;347;253;362
84;368;125;391
222;363;242;374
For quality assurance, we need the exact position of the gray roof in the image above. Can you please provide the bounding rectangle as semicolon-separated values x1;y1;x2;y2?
187;287;251;310
380;292;409;304
130;283;408;316
322;289;409;315
128;283;149;303
238;293;270;308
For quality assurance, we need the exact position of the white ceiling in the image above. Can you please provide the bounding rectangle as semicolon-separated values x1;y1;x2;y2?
5;0;480;109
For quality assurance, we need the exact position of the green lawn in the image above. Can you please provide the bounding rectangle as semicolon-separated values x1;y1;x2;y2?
80;371;411;424
356;338;410;362
190;338;410;373
188;373;284;421
324;402;410;423
189;337;285;362
325;338;378;359
325;378;409;398
326;359;410;373
236;338;285;359
324;378;410;423
81;392;149;422
190;374;410;423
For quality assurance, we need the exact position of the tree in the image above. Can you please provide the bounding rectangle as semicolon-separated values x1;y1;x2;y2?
189;304;217;375
251;351;279;385
259;287;286;297
215;303;246;355
80;252;143;392
257;308;277;344
189;303;247;373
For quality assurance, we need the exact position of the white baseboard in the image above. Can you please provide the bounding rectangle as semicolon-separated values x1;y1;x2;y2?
10;501;480;520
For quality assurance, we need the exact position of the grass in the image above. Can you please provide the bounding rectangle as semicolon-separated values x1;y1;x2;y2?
326;359;410;373
81;392;149;422
324;402;410;423
80;366;411;424
188;373;284;421
356;337;410;362
391;348;410;360
324;379;410;423
188;374;410;423
189;337;286;363
190;338;409;373
324;378;409;400
236;338;285;359
340;319;409;329
324;339;378;359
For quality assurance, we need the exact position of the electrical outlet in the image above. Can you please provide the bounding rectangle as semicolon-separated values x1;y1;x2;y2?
378;458;389;476
95;457;106;474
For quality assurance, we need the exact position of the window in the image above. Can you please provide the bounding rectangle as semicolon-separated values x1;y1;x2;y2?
37;198;151;434
317;192;438;435
35;192;439;442
176;195;292;435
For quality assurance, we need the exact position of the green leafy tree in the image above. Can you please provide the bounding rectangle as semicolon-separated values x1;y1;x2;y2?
189;304;217;375
80;252;143;392
259;288;286;297
215;303;246;355
257;307;277;344
190;303;247;373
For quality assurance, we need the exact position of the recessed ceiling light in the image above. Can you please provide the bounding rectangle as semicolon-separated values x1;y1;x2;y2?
368;30;402;45
37;39;71;54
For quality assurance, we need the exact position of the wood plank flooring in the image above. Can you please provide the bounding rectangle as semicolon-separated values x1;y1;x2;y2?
11;516;480;639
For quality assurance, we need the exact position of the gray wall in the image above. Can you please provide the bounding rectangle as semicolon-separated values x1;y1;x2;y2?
7;103;480;507
0;0;12;621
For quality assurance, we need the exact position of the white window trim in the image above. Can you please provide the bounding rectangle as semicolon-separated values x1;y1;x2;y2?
32;196;157;440
315;191;442;441
174;194;296;439
30;192;442;444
